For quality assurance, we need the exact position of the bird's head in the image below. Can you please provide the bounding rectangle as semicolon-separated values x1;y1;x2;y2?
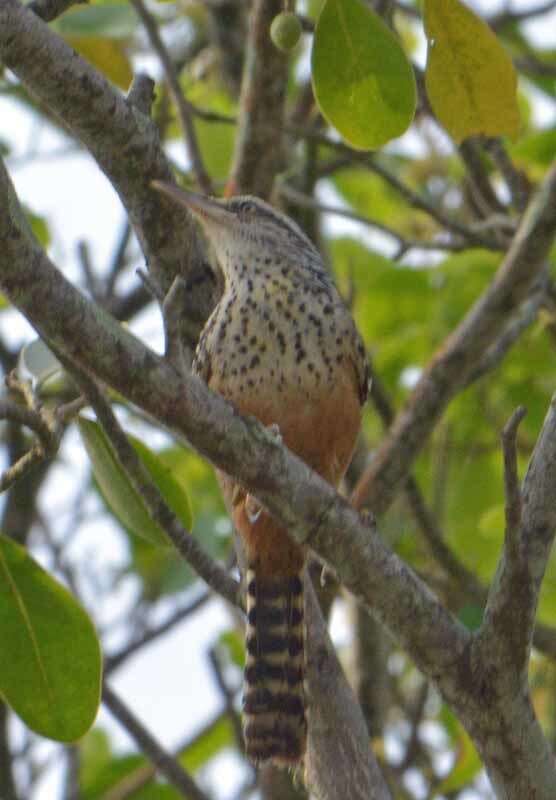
151;181;322;278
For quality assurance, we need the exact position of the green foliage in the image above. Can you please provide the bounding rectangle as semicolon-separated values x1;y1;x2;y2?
182;78;236;182
512;128;556;167
24;206;51;248
180;715;235;773
312;0;416;149
79;418;228;598
424;0;520;141
53;3;136;89
54;3;138;38
4;0;556;792
78;417;191;547
0;535;101;741
219;629;245;669
437;706;482;791
79;717;235;798
333;165;436;238
124;446;229;599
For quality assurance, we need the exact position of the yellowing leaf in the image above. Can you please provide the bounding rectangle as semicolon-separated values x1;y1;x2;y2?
67;37;132;91
424;0;520;142
311;0;416;149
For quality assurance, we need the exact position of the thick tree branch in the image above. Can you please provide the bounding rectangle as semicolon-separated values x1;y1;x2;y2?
0;151;469;733
478;398;556;685
0;0;205;296
368;301;556;664
304;581;392;800
2;143;556;798
352;163;556;515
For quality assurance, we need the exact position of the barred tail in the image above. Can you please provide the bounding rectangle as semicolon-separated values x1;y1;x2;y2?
243;568;307;767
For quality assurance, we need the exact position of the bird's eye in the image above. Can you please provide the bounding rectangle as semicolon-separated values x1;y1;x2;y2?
238;201;255;218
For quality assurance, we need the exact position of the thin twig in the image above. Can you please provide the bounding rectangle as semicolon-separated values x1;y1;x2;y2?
64;363;240;607
105;220;133;299
351;162;556;514
129;0;212;195
208;647;245;754
97;710;227;800
0;375;68;492
287;126;502;250
464;288;545;385
502;406;527;543
491;0;556;29
277;181;470;255
459;138;506;221
105;591;211;674
477;399;556;685
484;139;530;213
102;683;210;800
367;359;556;660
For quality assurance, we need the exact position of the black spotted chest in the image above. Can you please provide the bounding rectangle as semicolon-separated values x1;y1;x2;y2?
193;277;359;401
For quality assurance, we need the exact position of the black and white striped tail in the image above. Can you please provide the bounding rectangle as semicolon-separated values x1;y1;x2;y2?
243;568;307;766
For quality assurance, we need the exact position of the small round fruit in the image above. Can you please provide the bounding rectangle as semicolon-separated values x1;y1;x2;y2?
270;12;302;53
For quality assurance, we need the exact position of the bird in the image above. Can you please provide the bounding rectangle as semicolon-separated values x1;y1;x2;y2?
152;180;368;767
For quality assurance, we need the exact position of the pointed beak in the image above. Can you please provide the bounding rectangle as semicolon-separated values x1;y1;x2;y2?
151;181;234;228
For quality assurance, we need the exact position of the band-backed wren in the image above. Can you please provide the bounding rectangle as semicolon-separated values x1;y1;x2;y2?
153;181;368;767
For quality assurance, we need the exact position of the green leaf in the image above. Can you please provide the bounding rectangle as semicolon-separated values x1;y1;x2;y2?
311;0;416;149
81;752;145;800
24;207;51;248
512;128;556;167
219;629;245;668
54;4;138;38
132;438;193;535
478;504;505;540
180;715;235;773
79;728;113;791
0;535;101;742
458;604;483;632
424;0;520;142
178;78;235;181
436;716;482;791
79;417;166;545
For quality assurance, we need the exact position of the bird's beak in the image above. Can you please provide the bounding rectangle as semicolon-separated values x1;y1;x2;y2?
151;181;234;228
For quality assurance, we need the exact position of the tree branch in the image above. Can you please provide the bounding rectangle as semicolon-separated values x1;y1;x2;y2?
290;127;503;250
227;0;288;198
352;162;556;515
304;580;392;800
0;0;205;296
478;398;556;683
129;0;213;194
0;149;468;738
102;682;210;800
65;364;239;607
105;591;211;674
2;137;556;797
